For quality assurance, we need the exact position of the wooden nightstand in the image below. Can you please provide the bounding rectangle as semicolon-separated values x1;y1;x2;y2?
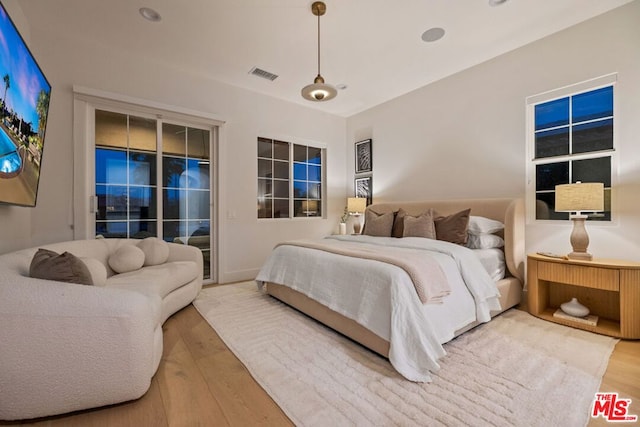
527;253;640;339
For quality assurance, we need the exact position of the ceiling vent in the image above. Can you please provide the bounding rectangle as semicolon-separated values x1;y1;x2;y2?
249;67;279;81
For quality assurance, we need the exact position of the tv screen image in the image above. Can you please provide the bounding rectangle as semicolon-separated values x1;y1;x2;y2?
0;1;51;207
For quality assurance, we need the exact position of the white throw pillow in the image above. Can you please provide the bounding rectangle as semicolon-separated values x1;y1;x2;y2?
108;245;145;273
466;233;505;249
80;257;108;286
467;216;504;235
137;237;170;266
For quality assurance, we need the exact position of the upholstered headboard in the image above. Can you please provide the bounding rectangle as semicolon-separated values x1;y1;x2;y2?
364;198;525;282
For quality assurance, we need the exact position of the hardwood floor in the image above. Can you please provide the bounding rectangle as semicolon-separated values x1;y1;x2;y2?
590;339;640;427
2;298;638;427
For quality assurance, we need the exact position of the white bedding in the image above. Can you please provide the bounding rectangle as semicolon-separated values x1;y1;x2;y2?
255;235;501;382
473;248;506;281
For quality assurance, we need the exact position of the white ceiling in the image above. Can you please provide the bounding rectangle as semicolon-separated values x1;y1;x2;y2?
18;0;634;117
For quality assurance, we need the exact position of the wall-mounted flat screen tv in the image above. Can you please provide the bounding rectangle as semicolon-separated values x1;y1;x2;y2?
0;1;51;207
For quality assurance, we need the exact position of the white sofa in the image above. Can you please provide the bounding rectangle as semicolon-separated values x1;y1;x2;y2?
0;238;203;420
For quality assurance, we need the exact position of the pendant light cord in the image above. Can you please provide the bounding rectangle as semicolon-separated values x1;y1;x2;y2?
317;12;321;76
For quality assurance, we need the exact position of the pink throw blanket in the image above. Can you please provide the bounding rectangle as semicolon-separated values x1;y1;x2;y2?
278;239;451;304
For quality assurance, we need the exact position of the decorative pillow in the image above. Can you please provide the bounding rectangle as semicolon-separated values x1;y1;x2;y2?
394;208;435;238
391;209;407;238
108;245;145;274
468;216;504;236
363;210;394;237
29;248;94;285
137;237;170;266
434;208;471;245
80;257;108;286
466;233;505;249
402;212;436;239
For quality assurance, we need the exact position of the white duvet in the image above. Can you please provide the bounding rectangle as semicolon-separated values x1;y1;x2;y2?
256;235;501;382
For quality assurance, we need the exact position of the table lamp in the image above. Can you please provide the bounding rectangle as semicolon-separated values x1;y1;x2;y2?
347;197;367;234
555;182;604;261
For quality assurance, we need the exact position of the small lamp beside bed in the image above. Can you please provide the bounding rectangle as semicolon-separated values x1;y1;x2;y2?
555;181;604;261
347;197;367;234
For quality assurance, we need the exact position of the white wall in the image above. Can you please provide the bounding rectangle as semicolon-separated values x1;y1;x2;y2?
0;1;347;282
346;1;640;263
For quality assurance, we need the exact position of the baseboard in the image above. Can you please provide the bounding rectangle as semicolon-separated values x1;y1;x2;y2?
219;268;260;284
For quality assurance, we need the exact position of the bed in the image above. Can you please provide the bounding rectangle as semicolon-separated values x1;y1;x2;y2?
256;198;525;382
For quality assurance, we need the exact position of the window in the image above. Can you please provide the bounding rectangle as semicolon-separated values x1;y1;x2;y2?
528;78;615;221
293;144;322;217
95;109;213;279
257;137;324;219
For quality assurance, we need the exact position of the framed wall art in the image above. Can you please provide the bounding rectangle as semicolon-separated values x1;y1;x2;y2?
355;139;372;174
355;175;372;206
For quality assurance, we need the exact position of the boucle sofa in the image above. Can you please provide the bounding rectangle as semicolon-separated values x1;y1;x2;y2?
0;238;203;420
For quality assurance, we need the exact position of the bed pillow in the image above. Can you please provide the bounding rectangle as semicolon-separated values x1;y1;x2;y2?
137;237;170;266
363;210;394;237
402;212;436;239
29;248;94;285
468;216;504;235
392;208;435;238
108;245;145;274
391;209;407;238
79;257;108;286
434;208;471;245
466;233;505;250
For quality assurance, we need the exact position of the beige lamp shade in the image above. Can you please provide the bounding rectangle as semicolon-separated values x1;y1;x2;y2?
555;182;604;213
347;197;367;214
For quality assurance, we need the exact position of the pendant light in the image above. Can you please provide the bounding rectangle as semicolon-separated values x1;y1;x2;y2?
301;1;337;102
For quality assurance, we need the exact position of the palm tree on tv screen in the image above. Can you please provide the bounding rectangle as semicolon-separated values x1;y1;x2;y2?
1;73;9;113
36;89;49;144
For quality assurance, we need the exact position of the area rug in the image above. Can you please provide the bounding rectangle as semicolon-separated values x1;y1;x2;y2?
194;282;617;427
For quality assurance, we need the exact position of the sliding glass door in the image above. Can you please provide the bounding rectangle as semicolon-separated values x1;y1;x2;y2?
161;123;211;279
94;109;214;280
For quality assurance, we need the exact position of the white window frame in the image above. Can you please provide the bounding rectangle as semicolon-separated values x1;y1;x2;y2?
525;73;618;225
257;134;327;220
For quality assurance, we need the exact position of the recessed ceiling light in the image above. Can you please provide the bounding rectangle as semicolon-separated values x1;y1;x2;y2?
488;0;508;6
421;27;445;43
139;7;161;22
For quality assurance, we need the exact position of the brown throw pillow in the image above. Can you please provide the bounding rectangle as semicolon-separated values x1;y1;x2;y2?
392;209;407;238
363;210;394;237
29;248;94;285
434;208;471;245
394;208;436;238
403;211;436;239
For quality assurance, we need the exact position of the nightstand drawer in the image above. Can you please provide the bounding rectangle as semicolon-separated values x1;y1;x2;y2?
537;261;619;291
